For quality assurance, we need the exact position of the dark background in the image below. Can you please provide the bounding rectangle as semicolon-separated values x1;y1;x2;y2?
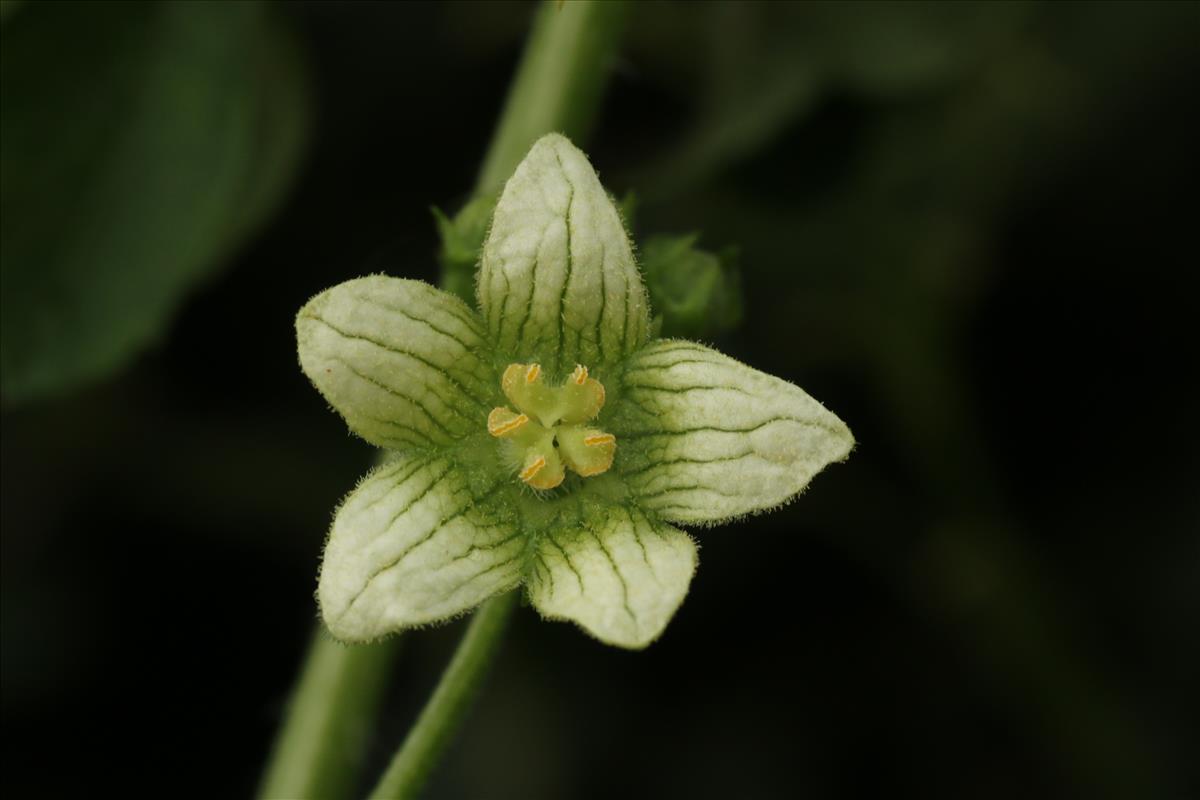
3;2;1198;798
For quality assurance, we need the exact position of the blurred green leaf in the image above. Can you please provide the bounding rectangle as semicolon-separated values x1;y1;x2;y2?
640;233;742;340
433;193;497;305
627;1;1029;196
0;0;308;404
0;0;24;26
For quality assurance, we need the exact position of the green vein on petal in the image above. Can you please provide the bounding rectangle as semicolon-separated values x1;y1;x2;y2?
319;453;522;642
297;275;497;451
479;133;649;374
526;504;697;649
614;339;854;525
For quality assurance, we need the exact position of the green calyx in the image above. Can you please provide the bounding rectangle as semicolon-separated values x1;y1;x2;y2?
487;362;616;490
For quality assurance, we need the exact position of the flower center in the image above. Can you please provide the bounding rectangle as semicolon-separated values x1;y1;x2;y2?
487;363;616;490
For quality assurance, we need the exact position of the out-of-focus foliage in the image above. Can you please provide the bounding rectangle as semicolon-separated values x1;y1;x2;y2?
615;4;1200;798
433;193;497;304
0;0;307;404
0;0;24;25
639;234;741;340
624;0;1030;197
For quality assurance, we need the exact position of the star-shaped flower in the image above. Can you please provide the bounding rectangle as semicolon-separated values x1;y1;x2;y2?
296;134;853;648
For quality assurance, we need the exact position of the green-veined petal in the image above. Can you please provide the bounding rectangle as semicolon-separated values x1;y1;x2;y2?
526;506;697;649
297;275;495;450
319;454;523;642
478;133;650;375
616;340;853;524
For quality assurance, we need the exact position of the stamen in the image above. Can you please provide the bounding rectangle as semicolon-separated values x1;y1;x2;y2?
572;364;588;385
583;433;615;446
519;456;546;482
487;407;528;437
525;363;541;383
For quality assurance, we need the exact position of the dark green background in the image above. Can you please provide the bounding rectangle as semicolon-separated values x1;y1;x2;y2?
3;2;1198;798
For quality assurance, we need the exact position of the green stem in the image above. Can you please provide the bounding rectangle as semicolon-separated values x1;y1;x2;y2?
258;633;400;800
475;0;629;195
367;592;518;800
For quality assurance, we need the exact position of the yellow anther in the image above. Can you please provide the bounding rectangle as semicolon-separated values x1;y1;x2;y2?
572;364;588;385
519;450;565;489
525;363;541;383
519;456;545;482
583;433;615;446
487;407;528;437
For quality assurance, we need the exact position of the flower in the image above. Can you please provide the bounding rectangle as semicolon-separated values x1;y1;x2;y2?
296;134;853;649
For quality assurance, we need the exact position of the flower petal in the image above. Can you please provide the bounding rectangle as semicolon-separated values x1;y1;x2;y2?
297;276;495;450
479;133;650;375
319;454;524;642
616;340;853;524
526;506;697;649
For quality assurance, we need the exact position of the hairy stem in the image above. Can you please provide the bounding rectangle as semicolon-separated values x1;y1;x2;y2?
367;593;518;800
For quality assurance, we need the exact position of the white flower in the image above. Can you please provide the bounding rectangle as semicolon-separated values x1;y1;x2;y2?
296;134;853;648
